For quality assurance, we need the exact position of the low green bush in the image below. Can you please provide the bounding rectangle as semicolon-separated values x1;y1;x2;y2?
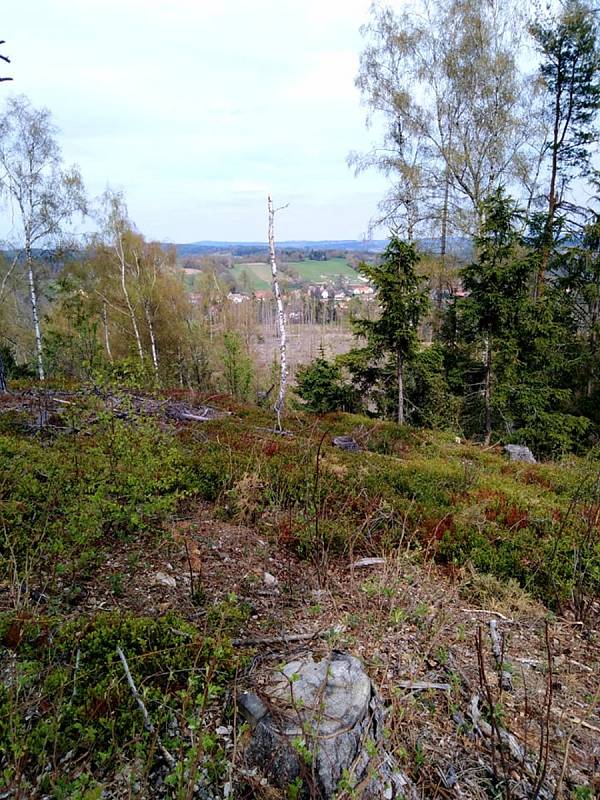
0;606;248;796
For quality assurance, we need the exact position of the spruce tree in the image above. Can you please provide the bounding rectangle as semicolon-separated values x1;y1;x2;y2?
461;189;531;444
530;0;600;292
349;237;429;424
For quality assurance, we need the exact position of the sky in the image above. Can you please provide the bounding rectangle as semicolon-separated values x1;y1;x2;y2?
1;0;390;243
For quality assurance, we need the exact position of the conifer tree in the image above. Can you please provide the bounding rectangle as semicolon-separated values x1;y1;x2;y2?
350;237;429;425
530;0;600;293
461;189;531;443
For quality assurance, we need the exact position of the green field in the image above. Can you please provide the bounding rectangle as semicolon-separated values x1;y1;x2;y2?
183;257;360;293
232;258;356;290
231;262;272;291
284;257;357;282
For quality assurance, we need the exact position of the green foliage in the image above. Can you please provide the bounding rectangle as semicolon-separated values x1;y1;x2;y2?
295;353;359;413
0;610;245;794
531;0;600;177
221;331;254;401
0;404;188;582
352;237;429;359
43;281;105;382
176;411;600;613
462;190;531;334
346;236;429;423
405;344;459;429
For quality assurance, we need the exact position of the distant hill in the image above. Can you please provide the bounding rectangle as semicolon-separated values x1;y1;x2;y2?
172;237;472;259
173;240;389;257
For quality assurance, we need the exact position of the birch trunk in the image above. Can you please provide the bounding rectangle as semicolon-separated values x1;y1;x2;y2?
25;245;45;381
268;195;288;430
102;302;113;363
116;233;144;364
144;300;159;379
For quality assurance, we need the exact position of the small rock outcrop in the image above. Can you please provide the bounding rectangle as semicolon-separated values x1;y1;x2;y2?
239;652;416;799
504;444;536;463
332;435;361;453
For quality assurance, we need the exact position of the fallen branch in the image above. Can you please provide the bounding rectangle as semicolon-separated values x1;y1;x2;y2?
233;625;344;648
396;680;451;692
117;646;175;767
461;608;514;622
468;693;554;800
551;709;600;734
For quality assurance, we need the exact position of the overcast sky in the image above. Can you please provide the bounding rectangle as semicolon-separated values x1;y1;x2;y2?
1;0;390;243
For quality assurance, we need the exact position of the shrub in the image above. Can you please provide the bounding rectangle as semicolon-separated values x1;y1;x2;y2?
295;355;359;413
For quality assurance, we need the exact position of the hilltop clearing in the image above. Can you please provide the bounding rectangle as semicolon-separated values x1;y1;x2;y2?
0;390;598;798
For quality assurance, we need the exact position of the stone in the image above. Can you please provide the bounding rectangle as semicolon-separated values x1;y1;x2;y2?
154;571;176;588
504;444;536;463
263;571;278;587
238;692;268;727
239;652;416;799
332;435;361;453
352;557;386;569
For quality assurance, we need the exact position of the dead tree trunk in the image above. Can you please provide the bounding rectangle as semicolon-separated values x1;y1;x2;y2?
483;334;492;446
397;349;404;426
0;350;6;393
268;195;288;430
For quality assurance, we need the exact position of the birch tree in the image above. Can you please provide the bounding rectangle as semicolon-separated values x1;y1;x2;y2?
267;195;288;430
353;0;533;238
101;191;146;366
0;95;86;380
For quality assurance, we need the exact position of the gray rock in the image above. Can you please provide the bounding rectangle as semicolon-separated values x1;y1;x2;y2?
154;571;177;588
332;435;361;453
239;652;416;799
238;692;268;727
352;557;386;569
263;571;278;588
504;444;536;463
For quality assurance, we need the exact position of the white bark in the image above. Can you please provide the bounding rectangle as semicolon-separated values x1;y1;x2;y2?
102;302;113;363
115;233;144;364
26;249;45;381
268;195;288;430
144;299;159;379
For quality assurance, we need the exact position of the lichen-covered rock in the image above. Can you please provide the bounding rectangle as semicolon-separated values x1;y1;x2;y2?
239;652;416;799
504;444;536;463
332;435;361;453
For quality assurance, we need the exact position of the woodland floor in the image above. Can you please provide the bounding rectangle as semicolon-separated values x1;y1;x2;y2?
9;502;595;799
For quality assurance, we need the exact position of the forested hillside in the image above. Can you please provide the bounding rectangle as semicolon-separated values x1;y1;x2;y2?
1;1;599;799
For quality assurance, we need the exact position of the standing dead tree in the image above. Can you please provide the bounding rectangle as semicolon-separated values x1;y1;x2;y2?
0;40;12;83
267;195;288;430
0;46;12;390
